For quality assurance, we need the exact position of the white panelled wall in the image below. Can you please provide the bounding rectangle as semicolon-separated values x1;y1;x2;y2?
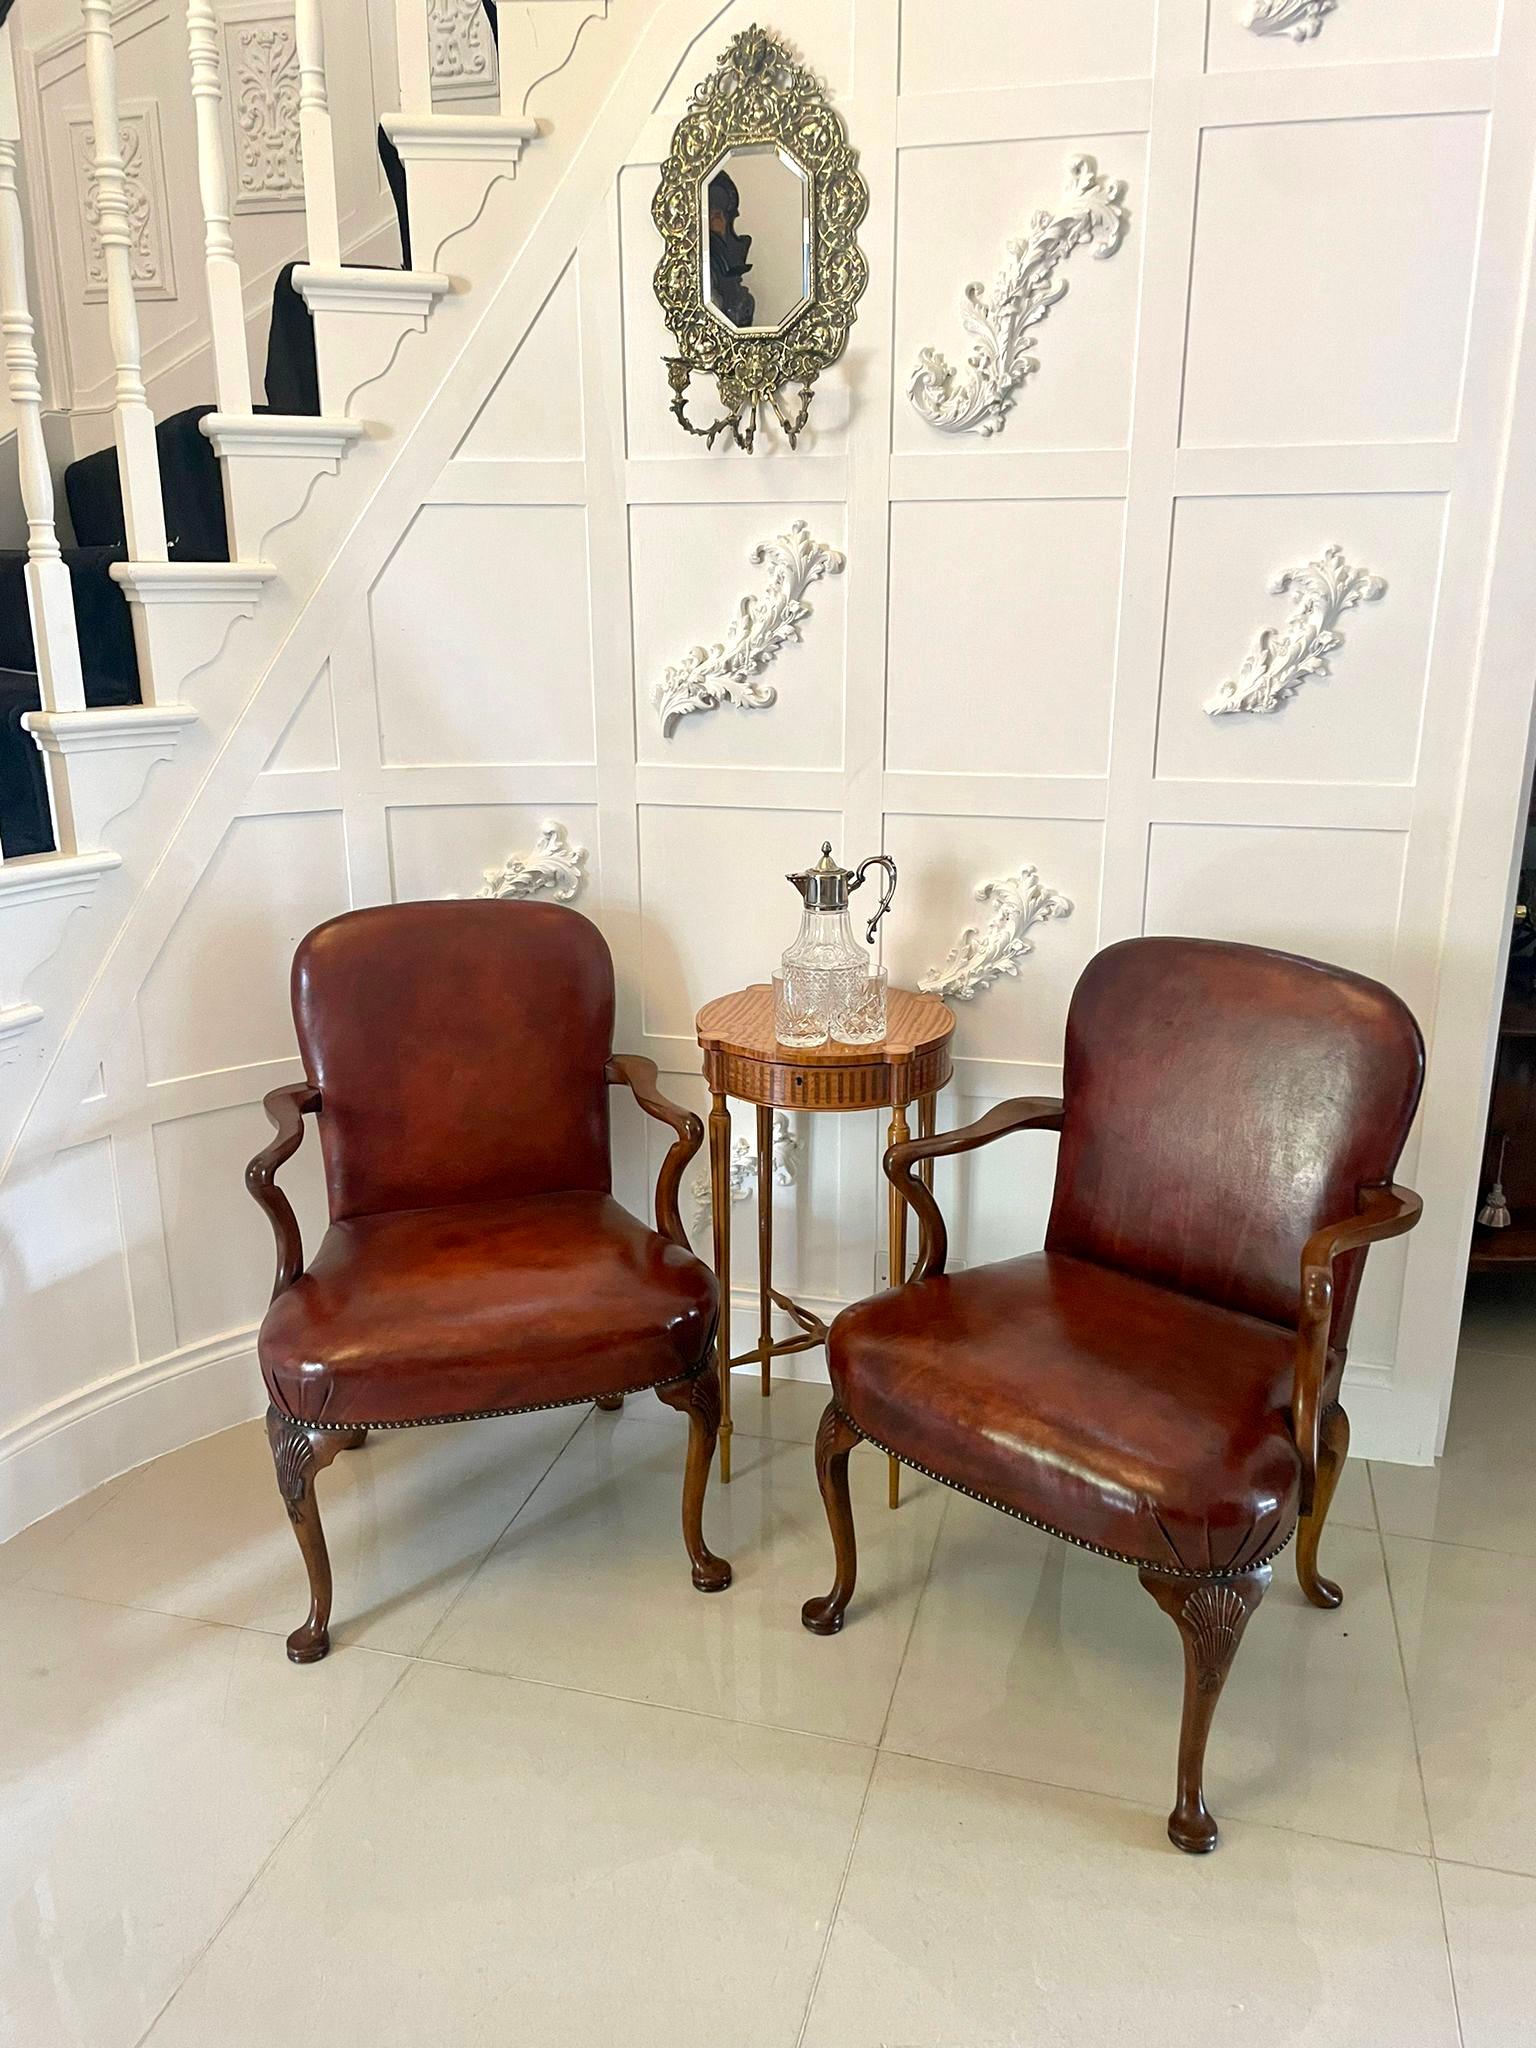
4;0;1536;1535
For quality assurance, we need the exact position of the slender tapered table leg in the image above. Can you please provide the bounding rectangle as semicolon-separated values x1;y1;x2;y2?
886;1100;912;1509
756;1104;774;1399
709;1091;734;1483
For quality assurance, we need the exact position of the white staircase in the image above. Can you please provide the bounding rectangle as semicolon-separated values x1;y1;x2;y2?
0;0;693;1170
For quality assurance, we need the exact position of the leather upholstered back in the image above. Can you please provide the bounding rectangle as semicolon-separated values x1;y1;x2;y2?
1045;937;1424;1335
293;900;615;1222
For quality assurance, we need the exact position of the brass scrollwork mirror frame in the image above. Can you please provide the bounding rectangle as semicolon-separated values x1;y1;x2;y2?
652;26;869;452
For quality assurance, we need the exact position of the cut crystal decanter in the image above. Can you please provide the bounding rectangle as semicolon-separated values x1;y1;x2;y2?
776;843;897;1047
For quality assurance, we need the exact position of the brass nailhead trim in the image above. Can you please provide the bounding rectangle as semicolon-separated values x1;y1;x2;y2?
289;1367;701;1434
839;1408;1299;1582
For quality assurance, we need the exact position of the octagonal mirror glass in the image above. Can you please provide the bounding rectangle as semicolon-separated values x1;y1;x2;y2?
699;143;812;336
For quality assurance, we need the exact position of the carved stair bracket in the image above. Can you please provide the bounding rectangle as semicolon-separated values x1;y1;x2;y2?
919;867;1073;1001
476;820;586;901
1246;0;1339;40
1204;545;1387;719
652;521;844;738
690;1112;798;1231
908;155;1128;437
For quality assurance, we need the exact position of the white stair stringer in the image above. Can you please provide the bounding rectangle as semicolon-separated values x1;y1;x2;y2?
0;0;725;1179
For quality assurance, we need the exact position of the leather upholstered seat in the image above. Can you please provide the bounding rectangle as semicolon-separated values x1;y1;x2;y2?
261;1190;718;1429
831;1250;1322;1576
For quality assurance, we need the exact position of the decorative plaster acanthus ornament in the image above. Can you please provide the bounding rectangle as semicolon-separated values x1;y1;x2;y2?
919;868;1073;1001
476;821;586;901
1203;546;1387;719
690;1113;798;1231
1245;0;1338;40
907;155;1128;437
652;521;844;737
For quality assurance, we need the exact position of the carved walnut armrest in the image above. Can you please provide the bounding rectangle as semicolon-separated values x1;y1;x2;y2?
606;1055;705;1250
884;1095;1066;1282
245;1083;321;1303
1292;1182;1423;1511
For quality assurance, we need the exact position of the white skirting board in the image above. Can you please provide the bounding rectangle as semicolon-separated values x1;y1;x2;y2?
0;1329;266;1546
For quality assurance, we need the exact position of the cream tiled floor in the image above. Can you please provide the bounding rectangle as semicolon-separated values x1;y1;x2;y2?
3;1297;1535;2047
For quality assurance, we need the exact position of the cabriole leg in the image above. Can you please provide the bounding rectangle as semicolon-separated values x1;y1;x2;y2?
1297;1402;1349;1610
655;1368;732;1592
1140;1564;1270;1852
802;1403;864;1636
266;1406;351;1665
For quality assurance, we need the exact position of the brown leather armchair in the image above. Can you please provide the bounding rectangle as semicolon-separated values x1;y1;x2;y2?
802;936;1424;1853
246;899;730;1665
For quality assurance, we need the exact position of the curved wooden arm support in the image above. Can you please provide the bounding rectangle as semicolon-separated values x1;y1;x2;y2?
883;1095;1066;1281
245;1084;321;1302
607;1054;705;1249
1292;1182;1422;1512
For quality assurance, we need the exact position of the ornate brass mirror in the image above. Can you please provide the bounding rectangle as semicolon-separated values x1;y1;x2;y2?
652;26;868;452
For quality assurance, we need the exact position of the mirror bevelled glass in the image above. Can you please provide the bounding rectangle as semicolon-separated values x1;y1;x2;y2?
700;144;812;336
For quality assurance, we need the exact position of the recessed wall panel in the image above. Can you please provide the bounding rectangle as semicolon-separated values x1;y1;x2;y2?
1144;822;1408;987
902;0;1156;93
638;803;843;1040
1182;115;1488;449
139;810;349;1086
153;1101;329;1348
631;504;848;769
0;1139;134;1420
887;499;1123;778
881;814;1105;1066
1154;493;1445;787
456;260;584;461
893;132;1148;457
386;802;600;906
371;505;595;767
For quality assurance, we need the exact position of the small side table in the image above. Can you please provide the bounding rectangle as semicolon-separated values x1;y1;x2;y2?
696;982;956;1503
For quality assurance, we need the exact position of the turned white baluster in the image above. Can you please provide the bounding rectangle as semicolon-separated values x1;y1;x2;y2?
0;25;85;856
0;26;85;728
294;0;341;267
80;0;167;561
396;0;434;115
186;0;251;415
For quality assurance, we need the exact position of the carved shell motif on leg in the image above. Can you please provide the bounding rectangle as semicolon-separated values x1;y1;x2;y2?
908;155;1129;437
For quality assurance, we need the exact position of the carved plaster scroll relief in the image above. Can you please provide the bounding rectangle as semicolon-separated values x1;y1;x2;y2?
919;868;1074;1001
476;820;587;900
1204;546;1386;718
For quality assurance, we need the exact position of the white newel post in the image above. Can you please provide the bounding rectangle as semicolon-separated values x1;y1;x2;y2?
0;24;86;856
294;0;341;267
186;0;251;416
395;0;434;117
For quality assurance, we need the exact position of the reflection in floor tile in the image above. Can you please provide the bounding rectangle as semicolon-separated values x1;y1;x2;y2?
142;1660;874;2048
1387;1534;1536;1874
802;1752;1459;2048
884;1497;1429;1852
1439;1861;1536;2048
1372;1345;1536;1557
0;1585;403;2048
26;1406;585;1655
424;1409;946;1744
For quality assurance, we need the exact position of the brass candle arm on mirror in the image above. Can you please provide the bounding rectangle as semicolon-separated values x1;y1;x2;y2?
651;25;869;452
